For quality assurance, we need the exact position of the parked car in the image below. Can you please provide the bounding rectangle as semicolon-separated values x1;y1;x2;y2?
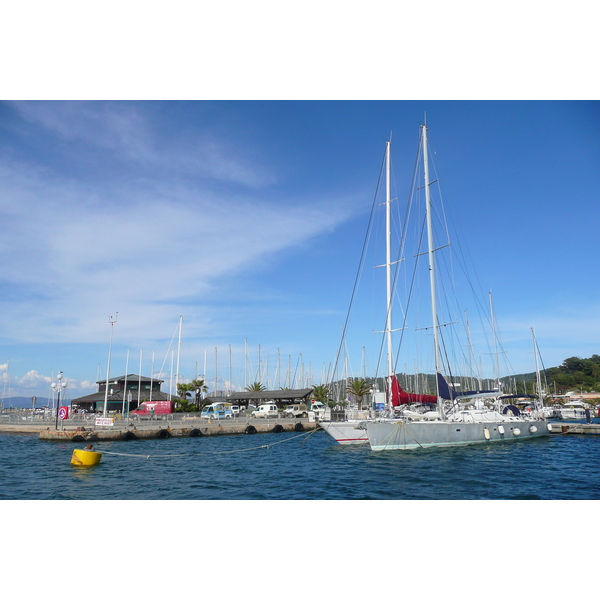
282;404;309;418
284;400;327;419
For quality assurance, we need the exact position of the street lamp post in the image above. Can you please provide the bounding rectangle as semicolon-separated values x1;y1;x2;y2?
103;313;118;418
52;371;68;430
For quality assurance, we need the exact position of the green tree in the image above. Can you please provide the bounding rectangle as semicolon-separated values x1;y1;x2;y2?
190;378;209;410
546;354;600;393
346;378;371;410
174;398;196;413
177;382;194;400
175;379;209;412
311;384;329;402
245;382;266;392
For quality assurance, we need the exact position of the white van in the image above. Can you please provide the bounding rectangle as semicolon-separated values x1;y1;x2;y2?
252;403;279;418
309;401;327;418
201;402;234;419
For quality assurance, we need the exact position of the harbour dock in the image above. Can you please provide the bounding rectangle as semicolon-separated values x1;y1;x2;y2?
0;415;319;441
1;415;599;441
549;422;600;435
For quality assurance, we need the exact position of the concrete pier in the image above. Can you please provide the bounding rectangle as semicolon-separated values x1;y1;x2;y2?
0;416;319;441
549;422;600;435
39;420;317;441
2;417;598;441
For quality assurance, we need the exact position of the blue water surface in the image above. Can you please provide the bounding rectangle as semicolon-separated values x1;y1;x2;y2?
1;427;599;500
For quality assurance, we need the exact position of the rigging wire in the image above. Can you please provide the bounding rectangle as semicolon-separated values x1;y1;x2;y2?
329;145;387;388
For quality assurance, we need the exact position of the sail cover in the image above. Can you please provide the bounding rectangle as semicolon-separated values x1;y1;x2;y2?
390;376;438;405
436;372;498;400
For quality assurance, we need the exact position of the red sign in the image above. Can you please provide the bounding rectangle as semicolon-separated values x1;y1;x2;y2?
58;406;69;420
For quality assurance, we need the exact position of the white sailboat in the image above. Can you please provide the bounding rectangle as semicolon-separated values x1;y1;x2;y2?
365;123;552;451
530;327;557;419
319;139;397;445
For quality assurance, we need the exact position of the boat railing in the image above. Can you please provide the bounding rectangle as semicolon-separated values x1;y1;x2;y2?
329;408;378;421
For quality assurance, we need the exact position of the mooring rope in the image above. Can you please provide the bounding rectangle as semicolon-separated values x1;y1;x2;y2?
377;420;424;450
97;429;318;460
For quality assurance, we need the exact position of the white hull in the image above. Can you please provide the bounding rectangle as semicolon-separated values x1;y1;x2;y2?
319;421;369;445
558;408;586;420
366;415;551;451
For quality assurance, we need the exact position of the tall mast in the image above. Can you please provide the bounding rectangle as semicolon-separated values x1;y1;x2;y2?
244;339;248;389
422;124;444;417
228;344;232;397
385;140;394;405
150;351;155;402
489;293;500;387
103;313;118;418
531;327;544;409
370;140;397;406
175;315;182;393
121;349;130;415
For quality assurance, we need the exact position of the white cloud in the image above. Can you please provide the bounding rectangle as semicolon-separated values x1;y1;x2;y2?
17;370;51;388
0;101;357;357
1;369;97;399
9;101;277;188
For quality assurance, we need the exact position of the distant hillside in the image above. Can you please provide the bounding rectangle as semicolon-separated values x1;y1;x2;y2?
369;355;599;396
357;370;552;397
1;396;51;409
543;355;600;393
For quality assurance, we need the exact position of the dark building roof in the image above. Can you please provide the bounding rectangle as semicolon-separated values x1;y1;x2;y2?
95;374;164;384
72;373;168;407
209;389;313;403
72;390;172;406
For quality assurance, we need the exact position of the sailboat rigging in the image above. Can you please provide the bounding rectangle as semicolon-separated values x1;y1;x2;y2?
364;123;552;450
319;138;407;444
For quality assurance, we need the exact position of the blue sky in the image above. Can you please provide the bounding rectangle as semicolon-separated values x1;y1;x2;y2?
1;100;598;400
1;2;595;571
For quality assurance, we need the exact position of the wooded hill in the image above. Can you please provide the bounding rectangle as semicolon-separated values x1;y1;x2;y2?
542;355;600;393
362;354;600;397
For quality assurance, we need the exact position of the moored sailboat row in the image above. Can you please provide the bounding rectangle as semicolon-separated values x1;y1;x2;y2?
320;122;551;450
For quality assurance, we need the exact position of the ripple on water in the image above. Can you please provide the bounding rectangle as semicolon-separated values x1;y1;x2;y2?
1;430;599;500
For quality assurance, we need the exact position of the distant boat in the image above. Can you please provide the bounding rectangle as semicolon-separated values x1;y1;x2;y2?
365;123;551;451
558;399;590;420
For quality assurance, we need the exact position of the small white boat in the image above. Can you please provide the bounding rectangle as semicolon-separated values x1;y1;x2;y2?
319;419;370;445
558;400;590;420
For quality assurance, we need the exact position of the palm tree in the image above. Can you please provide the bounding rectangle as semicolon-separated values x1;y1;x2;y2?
191;378;209;410
245;382;267;392
346;378;371;410
177;382;194;400
311;384;329;403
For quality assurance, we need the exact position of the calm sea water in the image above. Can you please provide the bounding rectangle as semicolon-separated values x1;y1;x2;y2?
1;425;599;500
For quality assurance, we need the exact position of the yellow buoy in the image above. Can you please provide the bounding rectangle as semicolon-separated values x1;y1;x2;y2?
71;448;102;466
